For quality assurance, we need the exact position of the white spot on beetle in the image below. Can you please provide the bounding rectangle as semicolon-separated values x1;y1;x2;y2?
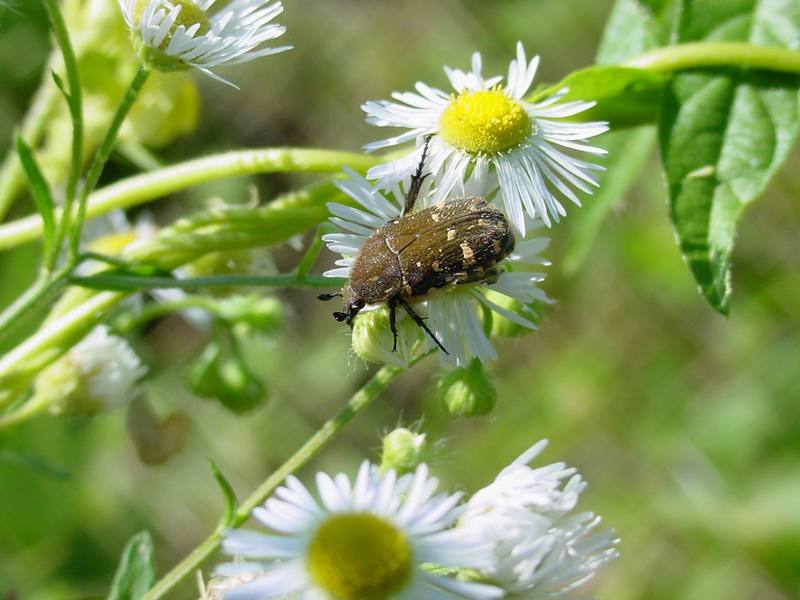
460;242;475;264
447;229;456;241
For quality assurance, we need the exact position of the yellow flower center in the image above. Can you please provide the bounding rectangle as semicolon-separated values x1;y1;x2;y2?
133;0;211;49
307;513;413;600
440;88;532;154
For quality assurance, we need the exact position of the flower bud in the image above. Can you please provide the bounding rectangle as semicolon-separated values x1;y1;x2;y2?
187;343;266;414
217;295;284;333
351;307;422;367
380;428;427;475
35;326;147;416
438;358;496;417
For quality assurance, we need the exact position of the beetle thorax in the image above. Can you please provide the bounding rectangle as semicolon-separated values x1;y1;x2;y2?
348;229;404;305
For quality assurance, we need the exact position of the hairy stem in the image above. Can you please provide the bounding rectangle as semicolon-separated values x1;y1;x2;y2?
68;67;150;256
0;149;379;251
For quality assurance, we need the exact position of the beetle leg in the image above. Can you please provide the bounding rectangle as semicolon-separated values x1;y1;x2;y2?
388;299;399;352
402;134;433;216
398;298;449;355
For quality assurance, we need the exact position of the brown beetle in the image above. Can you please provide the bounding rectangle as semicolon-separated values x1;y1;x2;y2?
319;139;516;354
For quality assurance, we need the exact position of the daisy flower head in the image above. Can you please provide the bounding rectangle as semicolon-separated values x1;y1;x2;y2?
34;325;147;415
363;42;608;234
460;440;620;596
321;168;551;368
216;461;503;599
118;0;291;86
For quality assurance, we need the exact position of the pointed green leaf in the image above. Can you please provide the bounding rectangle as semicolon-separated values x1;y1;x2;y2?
209;459;238;529
16;135;56;264
107;531;155;600
659;0;800;313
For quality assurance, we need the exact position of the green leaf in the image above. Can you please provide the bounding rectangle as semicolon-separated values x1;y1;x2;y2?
209;459;238;529
564;127;656;275
107;531;155;600
659;0;800;313
15;135;56;264
596;0;677;64
530;66;667;128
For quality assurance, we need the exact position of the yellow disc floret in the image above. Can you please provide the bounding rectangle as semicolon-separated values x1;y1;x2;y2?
440;88;532;154
307;513;413;600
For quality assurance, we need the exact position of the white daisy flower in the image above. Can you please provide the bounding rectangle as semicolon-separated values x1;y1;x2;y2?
460;440;620;597
363;42;608;234
321;169;550;367
35;325;147;415
216;461;504;599
118;0;291;86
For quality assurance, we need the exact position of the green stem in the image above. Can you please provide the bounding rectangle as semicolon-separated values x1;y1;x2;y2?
142;351;431;600
67;66;150;258
0;291;124;409
0;149;379;251
42;0;83;234
294;224;334;278
69;273;345;292
624;42;800;73
0;266;72;343
112;296;221;333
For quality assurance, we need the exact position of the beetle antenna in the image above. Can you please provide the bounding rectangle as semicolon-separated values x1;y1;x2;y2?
317;292;342;301
398;298;449;355
402;134;433;216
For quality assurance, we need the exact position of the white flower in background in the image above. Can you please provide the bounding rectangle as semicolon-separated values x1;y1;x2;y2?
460;440;620;597
216;462;503;599
118;0;291;86
322;169;551;367
363;42;608;234
36;325;147;415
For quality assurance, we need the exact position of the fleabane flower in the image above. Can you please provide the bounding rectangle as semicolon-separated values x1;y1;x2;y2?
460;440;620;597
34;325;147;415
322;169;551;367
216;461;503;599
363;42;608;234
118;0;291;86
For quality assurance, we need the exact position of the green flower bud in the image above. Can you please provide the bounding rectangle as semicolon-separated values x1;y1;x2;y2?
380;428;427;475
188;343;266;414
217;295;284;333
351;307;423;367
438;358;496;417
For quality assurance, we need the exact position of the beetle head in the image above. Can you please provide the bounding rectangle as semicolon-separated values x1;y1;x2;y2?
319;288;365;327
334;298;365;326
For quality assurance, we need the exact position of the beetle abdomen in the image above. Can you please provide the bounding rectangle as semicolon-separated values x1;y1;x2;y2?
387;197;514;296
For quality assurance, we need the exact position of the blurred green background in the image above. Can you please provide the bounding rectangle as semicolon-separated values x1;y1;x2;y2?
1;0;800;598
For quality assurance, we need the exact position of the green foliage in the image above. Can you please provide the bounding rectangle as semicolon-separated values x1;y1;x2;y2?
106;531;155;600
188;340;267;414
531;66;667;128
594;0;676;64
15;135;55;264
209;460;238;529
564;127;656;275
659;0;800;313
